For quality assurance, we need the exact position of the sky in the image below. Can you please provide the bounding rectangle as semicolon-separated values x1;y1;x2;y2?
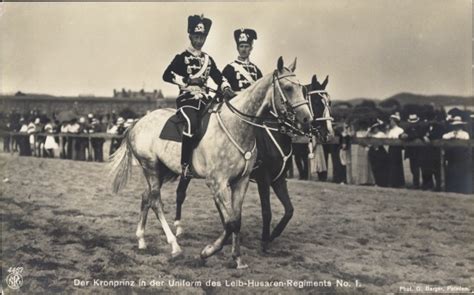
0;0;472;100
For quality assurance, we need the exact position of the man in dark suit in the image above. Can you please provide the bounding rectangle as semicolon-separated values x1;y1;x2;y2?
400;114;425;189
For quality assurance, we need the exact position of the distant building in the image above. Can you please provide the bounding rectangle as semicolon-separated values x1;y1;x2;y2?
0;89;176;116
113;88;164;100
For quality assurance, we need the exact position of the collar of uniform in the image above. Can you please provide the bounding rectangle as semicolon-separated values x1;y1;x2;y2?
235;57;250;65
187;46;202;57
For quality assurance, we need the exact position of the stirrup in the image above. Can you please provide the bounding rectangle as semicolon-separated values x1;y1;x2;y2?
181;164;194;179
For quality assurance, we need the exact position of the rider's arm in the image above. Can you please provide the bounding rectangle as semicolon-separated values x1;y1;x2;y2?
256;66;263;80
222;64;237;91
162;54;187;87
209;57;231;90
221;64;233;84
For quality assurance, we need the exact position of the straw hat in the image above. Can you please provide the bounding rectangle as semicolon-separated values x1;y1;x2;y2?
450;116;466;125
407;114;419;123
390;112;401;121
124;118;134;128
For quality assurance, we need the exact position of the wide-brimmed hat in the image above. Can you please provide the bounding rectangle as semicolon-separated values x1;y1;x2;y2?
124;118;134;127
390;112;401;121
44;124;53;132
450;116;466;125
407;114;419;123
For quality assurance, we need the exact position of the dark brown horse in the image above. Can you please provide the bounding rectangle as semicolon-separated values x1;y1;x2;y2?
173;74;333;252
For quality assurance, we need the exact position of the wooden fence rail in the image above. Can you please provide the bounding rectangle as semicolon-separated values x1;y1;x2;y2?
1;131;472;192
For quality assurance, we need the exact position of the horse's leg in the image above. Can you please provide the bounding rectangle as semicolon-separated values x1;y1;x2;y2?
175;176;191;237
200;178;233;259
230;176;250;269
135;166;156;250
147;177;183;258
141;169;182;258
136;189;151;249
200;204;229;259
256;174;272;252
152;195;183;258
269;177;294;242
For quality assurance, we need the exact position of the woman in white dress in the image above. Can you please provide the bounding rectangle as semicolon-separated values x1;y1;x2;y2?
351;121;375;185
44;120;59;158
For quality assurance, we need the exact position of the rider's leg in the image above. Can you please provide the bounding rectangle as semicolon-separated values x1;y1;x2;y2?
179;107;198;178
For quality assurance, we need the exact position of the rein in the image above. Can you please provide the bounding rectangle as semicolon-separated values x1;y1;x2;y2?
222;72;311;136
213;71;310;177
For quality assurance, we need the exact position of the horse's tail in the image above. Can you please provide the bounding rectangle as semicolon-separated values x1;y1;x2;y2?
108;127;134;194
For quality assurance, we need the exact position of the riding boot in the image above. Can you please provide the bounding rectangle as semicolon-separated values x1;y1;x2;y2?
180;136;194;179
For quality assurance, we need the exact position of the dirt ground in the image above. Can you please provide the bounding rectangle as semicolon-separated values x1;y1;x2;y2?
1;153;473;294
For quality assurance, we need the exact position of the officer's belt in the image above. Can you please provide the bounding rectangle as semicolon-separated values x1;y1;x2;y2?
179;85;207;94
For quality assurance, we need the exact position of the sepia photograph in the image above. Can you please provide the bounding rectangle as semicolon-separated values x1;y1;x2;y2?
0;0;473;294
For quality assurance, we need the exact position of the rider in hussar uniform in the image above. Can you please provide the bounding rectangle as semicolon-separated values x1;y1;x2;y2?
163;14;234;178
222;28;263;94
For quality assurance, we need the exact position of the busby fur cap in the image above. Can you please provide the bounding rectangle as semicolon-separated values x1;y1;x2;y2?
234;28;257;45
188;15;212;36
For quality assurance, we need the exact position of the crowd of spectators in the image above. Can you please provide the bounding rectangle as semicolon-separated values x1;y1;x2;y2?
292;103;473;194
1;109;139;162
1;104;472;194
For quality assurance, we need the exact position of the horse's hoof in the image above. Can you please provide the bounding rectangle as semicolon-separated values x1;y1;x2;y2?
176;227;184;237
169;250;184;262
261;241;270;253
138;240;147;250
200;244;214;259
171;248;184;259
236;263;249;269
174;220;184;237
235;257;248;269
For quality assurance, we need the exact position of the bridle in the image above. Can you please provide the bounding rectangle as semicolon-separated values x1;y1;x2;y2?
223;70;312;136
306;89;333;121
305;88;334;141
270;71;310;119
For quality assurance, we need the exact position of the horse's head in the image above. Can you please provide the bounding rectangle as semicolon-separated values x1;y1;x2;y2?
261;57;313;134
304;74;334;142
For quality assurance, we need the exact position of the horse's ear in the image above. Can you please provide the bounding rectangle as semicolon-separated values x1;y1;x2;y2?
288;57;297;72
277;56;284;72
322;75;329;89
311;75;318;88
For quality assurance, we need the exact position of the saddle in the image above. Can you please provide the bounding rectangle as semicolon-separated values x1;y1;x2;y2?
159;104;218;143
